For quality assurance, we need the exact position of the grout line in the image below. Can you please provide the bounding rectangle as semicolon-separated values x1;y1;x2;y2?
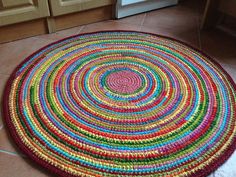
0;149;25;157
77;26;85;34
217;25;236;38
197;21;202;50
139;25;143;32
108;19;143;29
0;72;10;76
140;13;147;27
194;9;202;51
139;13;147;31
0;124;4;130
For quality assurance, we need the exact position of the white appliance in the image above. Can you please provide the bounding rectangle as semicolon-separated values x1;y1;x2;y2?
116;0;178;19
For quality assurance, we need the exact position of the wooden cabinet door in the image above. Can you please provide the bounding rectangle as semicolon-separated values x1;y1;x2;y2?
0;0;50;26
49;0;114;16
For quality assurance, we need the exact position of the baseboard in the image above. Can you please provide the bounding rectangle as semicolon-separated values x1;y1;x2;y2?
0;19;48;43
52;5;113;32
0;5;114;43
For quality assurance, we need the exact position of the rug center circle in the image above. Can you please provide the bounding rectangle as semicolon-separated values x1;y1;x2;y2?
106;70;142;94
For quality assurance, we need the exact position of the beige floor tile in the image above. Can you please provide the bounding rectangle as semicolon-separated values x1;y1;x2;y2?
141;25;200;49
80;21;141;33
143;2;199;30
140;0;201;49
0;74;9;127
0;127;20;154
0;37;56;75
200;29;236;65
0;153;51;177
113;13;146;26
220;64;236;83
181;0;206;14
37;26;84;41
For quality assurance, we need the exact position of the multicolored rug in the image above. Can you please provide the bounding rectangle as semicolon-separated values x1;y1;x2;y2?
3;31;236;177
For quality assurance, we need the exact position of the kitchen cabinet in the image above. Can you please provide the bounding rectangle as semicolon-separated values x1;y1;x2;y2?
49;0;114;16
47;0;114;32
0;0;114;43
0;0;50;26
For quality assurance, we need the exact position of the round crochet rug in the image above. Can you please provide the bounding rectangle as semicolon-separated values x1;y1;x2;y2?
3;31;236;177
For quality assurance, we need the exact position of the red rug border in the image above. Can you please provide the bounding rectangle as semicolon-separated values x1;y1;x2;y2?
2;30;236;177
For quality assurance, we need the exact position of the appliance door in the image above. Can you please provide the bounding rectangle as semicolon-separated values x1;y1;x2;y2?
116;0;178;18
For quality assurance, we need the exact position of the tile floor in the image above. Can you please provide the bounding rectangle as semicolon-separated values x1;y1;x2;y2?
1;0;236;176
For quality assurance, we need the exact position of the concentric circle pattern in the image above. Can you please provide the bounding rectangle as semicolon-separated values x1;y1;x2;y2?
4;31;236;177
